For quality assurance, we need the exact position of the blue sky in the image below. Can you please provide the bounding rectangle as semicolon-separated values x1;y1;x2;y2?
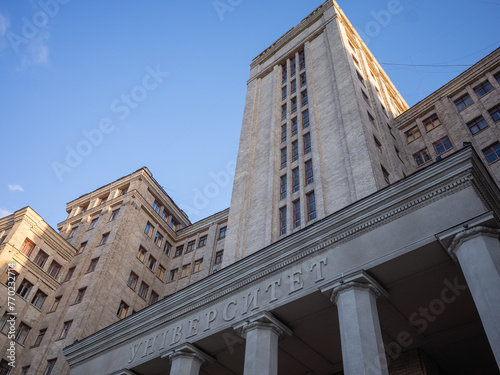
1;0;499;228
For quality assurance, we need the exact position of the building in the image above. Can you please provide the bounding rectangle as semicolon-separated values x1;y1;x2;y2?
1;0;500;374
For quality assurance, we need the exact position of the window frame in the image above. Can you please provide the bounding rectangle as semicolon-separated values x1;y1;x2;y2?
74;288;86;304
454;94;473;111
48;260;62;279
21;238;36;257
306;192;317;221
127;272;139;290
31;289;47;309
86;258;99;273
433;136;453;155
214;251;224;265
474;80;494;97
34;250;49;268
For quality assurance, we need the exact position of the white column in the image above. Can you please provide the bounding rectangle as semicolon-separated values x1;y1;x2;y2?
448;226;500;368
234;312;292;375
331;281;388;375
162;343;213;375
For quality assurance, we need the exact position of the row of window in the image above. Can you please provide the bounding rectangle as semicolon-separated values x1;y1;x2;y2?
20;239;63;279
68;209;120;239
279;192;316;235
281;110;310;144
412;135;454;166
280;133;312;169
0;359;55;375
152;199;178;230
126;272;160;305
75;186;128;217
281;50;306;84
280;160;314;200
454;74;500;111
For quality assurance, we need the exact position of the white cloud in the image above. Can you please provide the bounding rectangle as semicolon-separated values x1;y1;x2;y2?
21;33;50;67
0;13;9;36
8;184;24;192
0;208;12;218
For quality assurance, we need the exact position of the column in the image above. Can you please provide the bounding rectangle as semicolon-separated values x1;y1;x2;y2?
448;226;500;368
234;312;292;375
329;277;388;375
162;343;213;375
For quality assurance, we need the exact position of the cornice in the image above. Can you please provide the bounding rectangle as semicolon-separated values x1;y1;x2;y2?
448;226;500;262
64;147;496;367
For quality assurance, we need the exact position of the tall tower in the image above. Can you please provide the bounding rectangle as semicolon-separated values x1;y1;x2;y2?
224;1;409;265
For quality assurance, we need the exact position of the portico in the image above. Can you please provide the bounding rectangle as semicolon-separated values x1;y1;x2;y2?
64;148;500;375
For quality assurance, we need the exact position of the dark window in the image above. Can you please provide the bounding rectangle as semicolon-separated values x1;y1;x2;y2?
149;291;159;305
280;175;287;200
163;241;172;255
292;141;299;161
154;232;164;247
282;63;287;84
405;125;421;143
423;114;441;131
74;288;86;304
181;264;190;278
281;124;287;143
186;240;196;252
215;250;224;265
279;206;287;235
454;94;473;111
138;282;149;299
292;168;300;192
483;143;500;164
291;80;297;94
307;192;317;221
291;117;298;135
31;290;47;309
59;321;72;339
152;200;161;213
282;104;287;120
194;258;203;272
381;165;390;184
281;148;287;169
0;314;9;334
474;80;493;97
374;136;382;153
99;233;109;245
305;160;314;185
362;90;370;105
300;73;307;87
33;329;46;347
467;117;489;135
44;359;57;375
79;242;87;253
282;86;287;101
368;112;375;126
21;238;36;257
304;133;311;154
86;258;99;273
219;227;227;239
290;57;296;77
299;50;305;70
144;222;154;237
301;90;308;106
198;235;208;247
137;246;147;262
109;209;120;221
433;136;453;155
174;245;184;257
117;301;129;319
293;200;301;228
34;250;49;268
17;279;33;299
147;256;157;271
291;97;297;113
127;272;139;290
302;110;310;128
15;322;31;344
495;72;500;84
89;218;98;230
48;261;62;278
169;268;178;281
357;71;365;85
413;149;431;166
489;105;500;122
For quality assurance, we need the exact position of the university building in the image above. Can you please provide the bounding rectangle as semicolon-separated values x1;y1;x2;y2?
1;1;500;374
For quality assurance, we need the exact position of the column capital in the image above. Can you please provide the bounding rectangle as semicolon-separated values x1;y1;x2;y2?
233;311;293;338
448;226;500;262
161;343;214;365
330;281;381;305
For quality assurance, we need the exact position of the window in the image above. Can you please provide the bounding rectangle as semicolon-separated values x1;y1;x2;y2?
169;219;177;230
194;258;203;272
454;94;473;110
215;250;224;265
138;282;149;299
305;160;314;185
301;90;308;106
279;206;287;235
405;125;421;143
299;50;305;70
119;187;128;196
137;246;147;262
362;90;370;105
74;288;86;304
181;264;190;278
17;279;33;299
163;241;172;255
352;55;360;68
357;71;365;85
300;73;307;87
48;261;62;278
1;268;18;285
186;240;196;252
496;72;500;84
86;258;99;273
281;148;287;169
368;112;376;126
381;165;390;184
157;265;166;281
33;329;46;347
291;57;296;77
127;272;139;290
293;200;301;228
422;114;441;131
467;117;489;135
100;232;109;245
15;322;31;344
0;313;9;334
219;227;227;239
169;268;178;282
489;104;500;122
307;192;317;221
282;86;287;101
302;110;310;128
280;175;287;200
374;136;382;153
281;124;287;143
413;148;431;166
291;80;297;94
174;245;184;257
109;209;120;221
483;143;500;164
381;104;388;117
154;232;164;247
303;133;311;154
281;104;287;120
433;136;453;155
144;222;154;237
89;218;98;230
152;200;161;213
147;256;157;271
117;301;129;319
21;366;30;375
149;291;159;305
59;321;72;339
0;360;10;375
292;141;299;161
50;297;61;312
79;242;87;253
292;168;300;192
198;235;207;247
291;97;297;113
291;117;298;135
34;250;49;268
282;63;287;84
44;359;57;375
62;267;75;283
474;80;493;97
161;209;169;221
21;238;36;257
31;289;47;309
